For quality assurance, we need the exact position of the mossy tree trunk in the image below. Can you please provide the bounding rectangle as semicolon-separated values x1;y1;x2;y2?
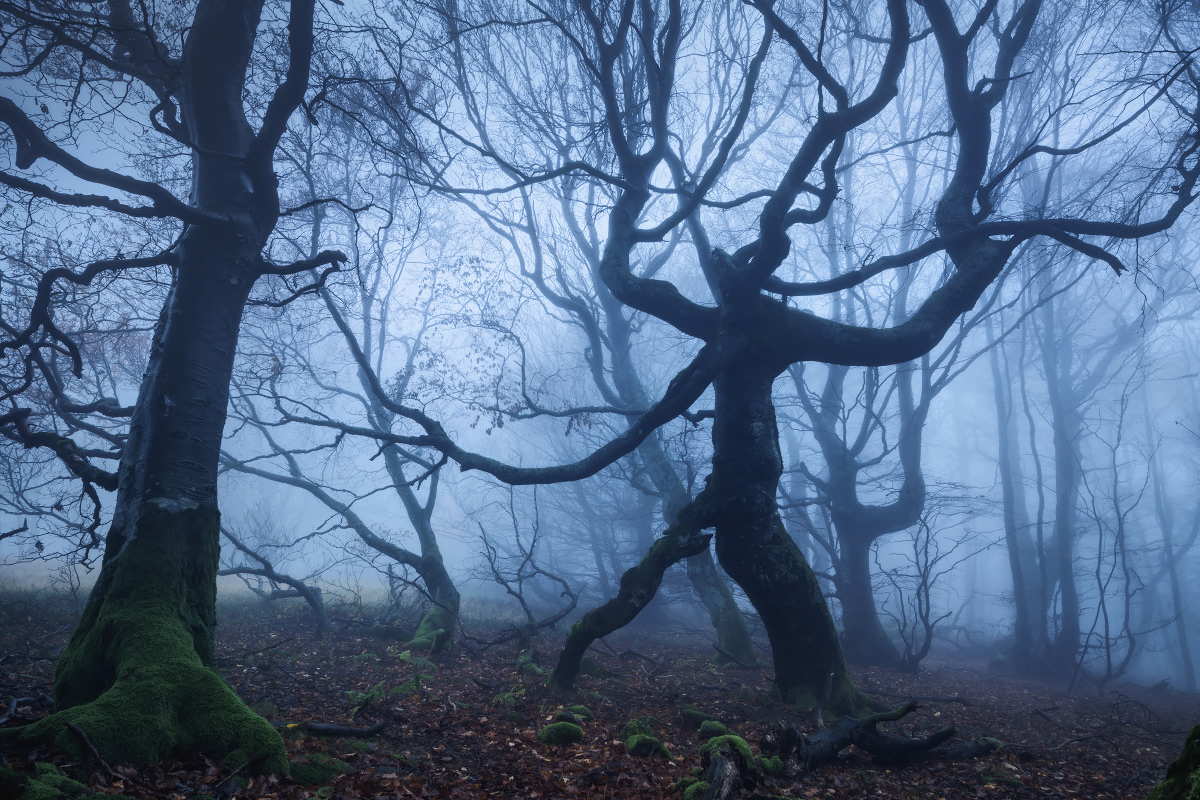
1149;725;1200;800
19;229;288;770
596;257;758;664
1;0;326;770
408;553;461;652
549;492;716;691
709;364;868;714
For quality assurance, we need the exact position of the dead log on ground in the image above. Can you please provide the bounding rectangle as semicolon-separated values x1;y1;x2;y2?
761;701;997;768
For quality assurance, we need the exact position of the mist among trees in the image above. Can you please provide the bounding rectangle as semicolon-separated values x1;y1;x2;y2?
3;0;1200;797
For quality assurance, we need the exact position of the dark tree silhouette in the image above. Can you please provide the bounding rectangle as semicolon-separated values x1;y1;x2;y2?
0;0;341;769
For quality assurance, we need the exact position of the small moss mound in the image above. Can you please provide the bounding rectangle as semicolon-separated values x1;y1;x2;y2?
554;711;579;724
683;780;710;800
289;754;349;786
621;719;653;740
565;705;593;721
700;734;754;769
537;722;584;745
757;755;785;777
680;707;720;730
697;719;728;739
625;733;672;759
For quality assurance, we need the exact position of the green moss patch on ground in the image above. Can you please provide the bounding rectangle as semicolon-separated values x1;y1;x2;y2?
536;722;584;745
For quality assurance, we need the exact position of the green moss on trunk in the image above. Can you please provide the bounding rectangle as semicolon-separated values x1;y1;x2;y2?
1;506;286;773
1150;724;1200;800
406;600;457;653
549;494;714;692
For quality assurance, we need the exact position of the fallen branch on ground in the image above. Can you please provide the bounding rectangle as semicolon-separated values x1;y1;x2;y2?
762;702;996;769
301;721;386;737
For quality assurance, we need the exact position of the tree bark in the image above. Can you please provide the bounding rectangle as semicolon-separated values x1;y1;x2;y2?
13;231;287;770
0;0;322;769
710;363;867;713
1040;306;1082;675
549;491;715;691
989;322;1042;670
836;533;900;665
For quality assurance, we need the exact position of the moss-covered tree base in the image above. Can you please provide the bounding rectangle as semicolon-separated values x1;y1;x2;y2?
405;601;457;653
1150;724;1200;800
7;655;286;772
0;504;287;773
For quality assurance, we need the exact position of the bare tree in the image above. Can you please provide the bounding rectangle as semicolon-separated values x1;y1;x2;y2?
0;0;341;769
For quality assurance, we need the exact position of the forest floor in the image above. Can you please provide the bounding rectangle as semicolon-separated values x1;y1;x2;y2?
1;593;1196;800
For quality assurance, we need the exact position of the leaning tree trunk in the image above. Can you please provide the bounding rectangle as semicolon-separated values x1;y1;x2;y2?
632;385;757;664
710;364;869;714
11;230;287;771
549;491;715;691
834;531;901;666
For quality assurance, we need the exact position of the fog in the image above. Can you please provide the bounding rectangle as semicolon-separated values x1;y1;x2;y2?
3;0;1200;787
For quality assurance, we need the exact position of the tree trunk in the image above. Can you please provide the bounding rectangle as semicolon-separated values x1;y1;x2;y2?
549;491;716;691
686;549;759;666
636;414;757;663
989;324;1045;671
710;365;867;714
12;236;287;770
1039;302;1082;675
408;553;461;653
836;533;900;665
1047;391;1082;674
